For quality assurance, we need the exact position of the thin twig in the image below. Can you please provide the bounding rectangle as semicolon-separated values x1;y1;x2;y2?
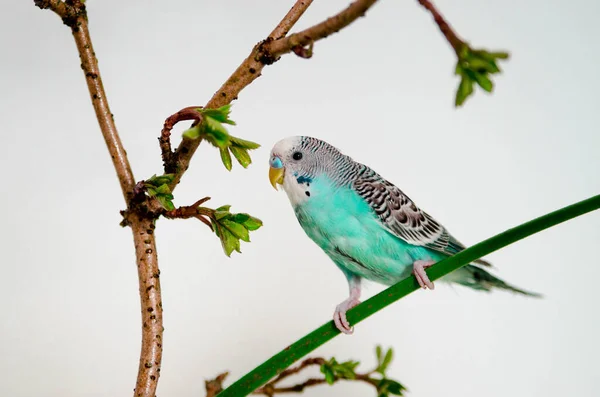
167;0;379;190
205;372;230;397
163;197;213;229
416;0;465;54
265;0;378;58
269;0;314;40
160;106;203;173
250;357;378;395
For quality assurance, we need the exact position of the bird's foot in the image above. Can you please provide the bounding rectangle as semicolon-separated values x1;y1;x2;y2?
333;297;361;335
413;260;436;290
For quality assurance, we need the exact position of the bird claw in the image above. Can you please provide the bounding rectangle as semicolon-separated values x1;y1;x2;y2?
413;260;435;290
333;297;360;334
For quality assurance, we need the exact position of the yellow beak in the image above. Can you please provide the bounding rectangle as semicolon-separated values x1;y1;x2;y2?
269;166;285;190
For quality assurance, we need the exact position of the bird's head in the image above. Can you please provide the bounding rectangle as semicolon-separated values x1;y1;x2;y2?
269;136;311;191
269;136;349;194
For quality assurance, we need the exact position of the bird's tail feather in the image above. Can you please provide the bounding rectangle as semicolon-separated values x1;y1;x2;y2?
444;264;542;298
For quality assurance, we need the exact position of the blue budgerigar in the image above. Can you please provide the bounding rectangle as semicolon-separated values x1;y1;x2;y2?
269;136;540;334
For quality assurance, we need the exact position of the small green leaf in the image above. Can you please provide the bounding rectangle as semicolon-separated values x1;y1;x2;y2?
332;361;357;379
230;135;261;150
203;118;230;148
145;186;157;196
214;210;231;221
320;363;336;385
381;348;393;374
182;125;201;140
242;216;263;231
458;44;470;60
220;147;232;171
230;146;252;168
376;345;383;363
232;213;250;223
473;72;494;92
455;76;474;107
145;174;175;187
454;62;464;76
200;104;236;125
486;51;510;60
216;225;239;257
386;380;406;395
216;205;231;212
157;196;175;211
466;55;499;74
155;184;171;195
221;219;250;242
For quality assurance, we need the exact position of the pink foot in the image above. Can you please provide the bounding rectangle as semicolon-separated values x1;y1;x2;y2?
413;260;435;290
334;296;360;335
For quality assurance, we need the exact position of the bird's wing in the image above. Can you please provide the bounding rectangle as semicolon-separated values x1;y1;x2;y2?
352;167;491;266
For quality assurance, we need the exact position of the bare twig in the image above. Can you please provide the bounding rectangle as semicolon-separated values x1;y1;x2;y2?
160;106;203;173
269;0;314;40
206;372;230;397
265;0;378;59
250;357;379;396
167;0;380;191
417;0;465;54
163;197;213;229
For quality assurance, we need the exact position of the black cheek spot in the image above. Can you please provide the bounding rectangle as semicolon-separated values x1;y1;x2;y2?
305;191;311;197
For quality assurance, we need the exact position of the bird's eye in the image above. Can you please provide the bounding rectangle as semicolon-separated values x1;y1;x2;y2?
292;152;303;160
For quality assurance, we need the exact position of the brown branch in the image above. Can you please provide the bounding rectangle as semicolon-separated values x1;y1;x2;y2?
416;0;465;54
131;216;163;397
35;0;136;202
269;0;314;40
206;372;230;397
265;0;378;58
160;106;203;173
163;197;213;229
35;2;163;397
250;357;379;396
167;0;379;191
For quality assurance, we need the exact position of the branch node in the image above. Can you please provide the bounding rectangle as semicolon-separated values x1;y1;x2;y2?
256;38;280;65
292;42;314;59
35;0;87;29
163;197;213;230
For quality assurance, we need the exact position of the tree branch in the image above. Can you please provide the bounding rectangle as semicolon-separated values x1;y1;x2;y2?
35;0;136;202
160;106;203;173
206;372;230;397
416;0;464;54
130;216;164;397
163;197;213;229
167;0;379;191
35;2;163;397
218;194;600;396
264;0;378;59
269;0;314;40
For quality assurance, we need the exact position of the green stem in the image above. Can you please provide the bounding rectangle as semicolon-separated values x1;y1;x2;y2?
220;194;600;397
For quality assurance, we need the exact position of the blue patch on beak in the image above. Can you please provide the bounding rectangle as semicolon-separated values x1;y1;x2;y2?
270;156;283;169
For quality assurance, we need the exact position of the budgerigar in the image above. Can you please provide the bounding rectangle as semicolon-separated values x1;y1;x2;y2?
269;136;540;334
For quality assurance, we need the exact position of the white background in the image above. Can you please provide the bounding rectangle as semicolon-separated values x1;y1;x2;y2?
2;0;599;396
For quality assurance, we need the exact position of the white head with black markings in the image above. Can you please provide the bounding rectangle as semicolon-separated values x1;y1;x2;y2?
268;136;352;206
